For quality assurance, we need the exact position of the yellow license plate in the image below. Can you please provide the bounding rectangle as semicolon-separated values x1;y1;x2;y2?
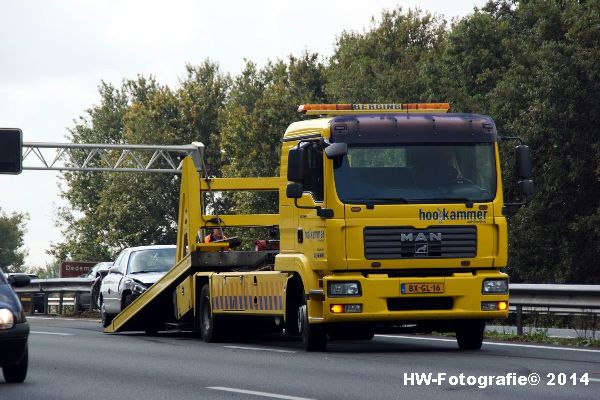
401;283;445;294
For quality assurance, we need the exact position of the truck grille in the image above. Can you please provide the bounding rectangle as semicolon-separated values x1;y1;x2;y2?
364;226;477;259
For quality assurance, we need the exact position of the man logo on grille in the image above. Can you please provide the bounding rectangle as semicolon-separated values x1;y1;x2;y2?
400;232;442;242
415;243;429;256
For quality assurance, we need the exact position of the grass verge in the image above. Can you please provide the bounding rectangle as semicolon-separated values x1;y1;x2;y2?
483;329;600;348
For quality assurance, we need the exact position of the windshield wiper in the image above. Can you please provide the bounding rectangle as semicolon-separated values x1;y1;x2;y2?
345;197;410;204
130;270;159;274
421;198;475;204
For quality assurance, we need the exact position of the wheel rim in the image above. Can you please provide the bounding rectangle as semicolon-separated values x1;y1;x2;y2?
298;304;306;334
202;295;211;332
101;302;106;323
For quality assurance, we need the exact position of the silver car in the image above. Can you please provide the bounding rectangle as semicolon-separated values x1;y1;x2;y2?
99;245;176;328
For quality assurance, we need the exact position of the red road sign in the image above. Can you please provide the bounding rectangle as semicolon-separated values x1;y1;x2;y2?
60;261;97;278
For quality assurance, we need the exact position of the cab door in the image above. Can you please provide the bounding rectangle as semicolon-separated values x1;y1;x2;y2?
295;142;329;270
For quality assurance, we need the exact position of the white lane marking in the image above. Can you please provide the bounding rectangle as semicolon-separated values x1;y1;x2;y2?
224;345;296;354
207;387;315;400
31;331;73;336
376;335;600;353
28;316;99;322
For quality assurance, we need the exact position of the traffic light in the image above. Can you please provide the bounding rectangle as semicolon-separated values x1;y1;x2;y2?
0;128;22;174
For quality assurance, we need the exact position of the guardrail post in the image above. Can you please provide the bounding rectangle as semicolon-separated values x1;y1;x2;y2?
28;295;34;316
74;292;80;313
43;293;48;314
516;305;523;336
59;292;64;315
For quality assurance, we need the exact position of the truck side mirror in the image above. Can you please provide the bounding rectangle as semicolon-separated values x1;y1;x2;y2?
287;147;305;182
286;182;303;199
325;142;348;159
0;128;23;175
515;145;532;179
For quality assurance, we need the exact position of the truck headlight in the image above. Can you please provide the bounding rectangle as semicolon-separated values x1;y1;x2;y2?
482;279;508;294
0;308;15;329
328;282;361;297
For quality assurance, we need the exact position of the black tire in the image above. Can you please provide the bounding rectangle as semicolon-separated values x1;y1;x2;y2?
100;298;113;328
199;284;222;342
456;320;485;350
3;346;28;383
122;293;133;309
284;277;302;336
299;301;327;352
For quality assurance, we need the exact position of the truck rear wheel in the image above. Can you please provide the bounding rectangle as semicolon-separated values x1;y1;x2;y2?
199;284;222;342
456;320;485;350
299;302;327;351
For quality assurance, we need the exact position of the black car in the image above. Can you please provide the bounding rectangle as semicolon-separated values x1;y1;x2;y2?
0;272;30;383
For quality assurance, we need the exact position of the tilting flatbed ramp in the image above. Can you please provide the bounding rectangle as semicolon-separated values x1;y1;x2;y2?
105;254;193;333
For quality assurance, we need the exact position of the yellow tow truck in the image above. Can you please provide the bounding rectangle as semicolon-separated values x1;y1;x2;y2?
104;103;534;351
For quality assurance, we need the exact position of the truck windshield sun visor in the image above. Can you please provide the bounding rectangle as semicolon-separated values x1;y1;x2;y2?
329;114;498;144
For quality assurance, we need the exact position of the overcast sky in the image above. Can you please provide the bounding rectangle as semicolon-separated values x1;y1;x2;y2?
0;0;485;269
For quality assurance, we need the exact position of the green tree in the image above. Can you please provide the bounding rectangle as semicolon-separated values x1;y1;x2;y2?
326;7;447;103
218;54;327;215
424;2;512;112
485;0;600;283
0;208;28;273
52;61;229;261
30;259;60;279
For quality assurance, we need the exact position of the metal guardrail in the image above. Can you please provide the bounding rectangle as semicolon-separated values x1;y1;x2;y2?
14;280;600;333
15;278;94;315
509;284;600;335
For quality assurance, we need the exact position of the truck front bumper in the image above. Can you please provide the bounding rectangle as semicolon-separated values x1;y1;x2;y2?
310;271;508;324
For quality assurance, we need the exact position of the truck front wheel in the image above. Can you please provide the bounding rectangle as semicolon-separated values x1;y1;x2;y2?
199;284;222;342
456;320;485;350
299;302;327;351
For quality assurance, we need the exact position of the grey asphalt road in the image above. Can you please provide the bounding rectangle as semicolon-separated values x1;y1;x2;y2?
1;317;599;400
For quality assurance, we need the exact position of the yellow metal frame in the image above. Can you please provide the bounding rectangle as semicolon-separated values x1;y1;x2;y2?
176;157;282;262
104;253;193;333
200;177;281;191
209;271;289;317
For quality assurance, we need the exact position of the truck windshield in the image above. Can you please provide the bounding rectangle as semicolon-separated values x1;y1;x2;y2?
333;143;496;204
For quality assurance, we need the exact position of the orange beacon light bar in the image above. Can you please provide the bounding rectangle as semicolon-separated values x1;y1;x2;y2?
298;103;450;115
